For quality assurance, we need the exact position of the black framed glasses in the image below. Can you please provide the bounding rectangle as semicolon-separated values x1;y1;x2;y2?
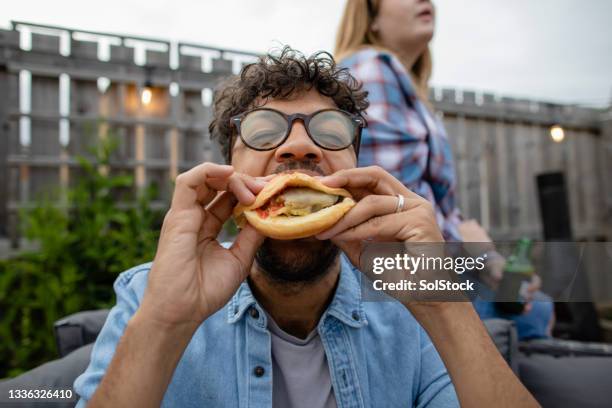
228;108;365;163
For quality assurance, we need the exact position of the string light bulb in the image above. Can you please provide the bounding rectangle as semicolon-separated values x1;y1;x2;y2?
550;124;565;143
141;65;154;106
141;86;152;105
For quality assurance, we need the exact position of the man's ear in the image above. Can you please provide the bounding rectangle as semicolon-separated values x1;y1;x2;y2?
349;146;359;167
352;136;361;161
226;134;236;164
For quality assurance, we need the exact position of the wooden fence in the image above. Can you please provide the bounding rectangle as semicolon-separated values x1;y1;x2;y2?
0;22;259;246
433;91;612;240
1;21;611;247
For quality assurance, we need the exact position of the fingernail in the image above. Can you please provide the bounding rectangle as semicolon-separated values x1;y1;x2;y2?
243;192;255;203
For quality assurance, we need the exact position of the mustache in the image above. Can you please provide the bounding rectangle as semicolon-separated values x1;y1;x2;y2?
273;160;325;176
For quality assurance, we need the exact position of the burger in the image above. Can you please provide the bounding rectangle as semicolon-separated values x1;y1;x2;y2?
233;172;355;240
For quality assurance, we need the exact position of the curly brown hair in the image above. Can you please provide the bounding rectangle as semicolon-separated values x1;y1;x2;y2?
208;46;369;163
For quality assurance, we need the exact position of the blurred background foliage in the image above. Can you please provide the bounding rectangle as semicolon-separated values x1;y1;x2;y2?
0;137;164;379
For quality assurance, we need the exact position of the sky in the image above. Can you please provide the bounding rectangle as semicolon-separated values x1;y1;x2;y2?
2;0;611;107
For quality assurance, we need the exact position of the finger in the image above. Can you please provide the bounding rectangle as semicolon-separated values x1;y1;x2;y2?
244;176;268;193
317;195;422;240
320;166;420;200
228;175;256;204
320;168;395;197
331;211;437;242
229;224;265;280
199;192;238;239
172;163;234;210
527;283;540;293
318;195;398;240
331;213;400;242
207;173;265;206
526;275;541;292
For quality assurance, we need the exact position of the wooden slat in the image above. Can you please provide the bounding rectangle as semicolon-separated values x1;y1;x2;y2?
6;52;225;90
7;111;207;132
169;129;179;180
514;122;530;234
464;118;482;222
434;99;600;131
59;148;69;205
495;120;510;236
484;120;501;231
449;115;470;217
135;124;145;189
526;125;543;236
478;119;491;231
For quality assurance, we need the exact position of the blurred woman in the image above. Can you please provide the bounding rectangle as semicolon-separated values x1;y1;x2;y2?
335;0;553;339
335;0;461;242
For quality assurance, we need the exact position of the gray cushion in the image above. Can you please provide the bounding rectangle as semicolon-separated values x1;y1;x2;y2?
54;310;109;358
482;318;519;373
0;343;93;408
519;354;612;408
520;338;612;357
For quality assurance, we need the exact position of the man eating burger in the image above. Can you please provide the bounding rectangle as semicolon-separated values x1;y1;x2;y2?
74;47;539;408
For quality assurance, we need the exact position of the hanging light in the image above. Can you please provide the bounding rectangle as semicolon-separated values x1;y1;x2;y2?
141;66;153;106
550;124;565;143
141;84;152;105
97;77;110;94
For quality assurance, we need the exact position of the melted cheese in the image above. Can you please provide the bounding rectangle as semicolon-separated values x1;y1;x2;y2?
276;187;339;216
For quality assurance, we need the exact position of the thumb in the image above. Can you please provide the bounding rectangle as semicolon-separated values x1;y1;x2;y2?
229;224;265;278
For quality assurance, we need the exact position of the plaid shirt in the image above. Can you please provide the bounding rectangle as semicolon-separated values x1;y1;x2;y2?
341;49;462;242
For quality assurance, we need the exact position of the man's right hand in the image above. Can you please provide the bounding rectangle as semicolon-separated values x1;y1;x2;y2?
138;163;266;331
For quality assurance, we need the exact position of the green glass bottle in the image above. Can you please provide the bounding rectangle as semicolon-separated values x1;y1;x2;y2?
495;238;534;315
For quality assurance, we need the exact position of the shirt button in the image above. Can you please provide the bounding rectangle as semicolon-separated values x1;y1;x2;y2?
249;307;260;319
253;366;265;377
352;311;360;321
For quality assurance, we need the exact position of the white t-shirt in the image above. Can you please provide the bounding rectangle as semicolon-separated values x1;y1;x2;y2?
266;312;337;408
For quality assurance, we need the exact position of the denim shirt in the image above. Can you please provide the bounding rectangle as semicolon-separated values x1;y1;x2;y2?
74;254;458;407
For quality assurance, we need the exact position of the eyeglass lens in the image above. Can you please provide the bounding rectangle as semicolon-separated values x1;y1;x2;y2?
239;110;355;150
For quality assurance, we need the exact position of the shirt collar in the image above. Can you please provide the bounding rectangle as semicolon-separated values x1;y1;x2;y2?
343;48;417;99
378;51;418;99
226;253;367;328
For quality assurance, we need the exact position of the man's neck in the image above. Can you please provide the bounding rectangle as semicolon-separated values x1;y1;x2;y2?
248;258;341;339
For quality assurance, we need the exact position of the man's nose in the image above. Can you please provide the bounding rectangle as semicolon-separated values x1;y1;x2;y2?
274;120;323;162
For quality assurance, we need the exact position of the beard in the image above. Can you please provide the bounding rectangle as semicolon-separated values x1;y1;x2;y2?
254;238;339;285
253;159;339;286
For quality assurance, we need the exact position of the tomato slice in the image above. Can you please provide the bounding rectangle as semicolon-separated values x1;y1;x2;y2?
256;195;285;219
256;208;269;219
